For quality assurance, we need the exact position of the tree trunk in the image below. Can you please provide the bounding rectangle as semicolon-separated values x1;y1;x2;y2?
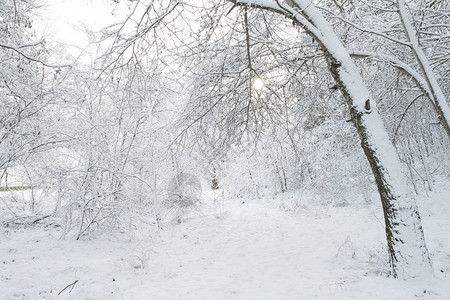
295;0;433;278
396;0;450;138
326;54;432;278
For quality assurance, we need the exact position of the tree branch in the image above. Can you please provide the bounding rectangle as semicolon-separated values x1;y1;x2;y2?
0;43;70;68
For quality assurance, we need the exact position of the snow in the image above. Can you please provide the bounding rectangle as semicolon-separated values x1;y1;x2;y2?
396;0;450;131
1;190;449;299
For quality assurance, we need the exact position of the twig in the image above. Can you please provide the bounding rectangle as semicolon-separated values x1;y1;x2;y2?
393;94;422;144
58;280;79;295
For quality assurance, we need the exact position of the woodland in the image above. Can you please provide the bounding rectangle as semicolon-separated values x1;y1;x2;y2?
0;0;449;298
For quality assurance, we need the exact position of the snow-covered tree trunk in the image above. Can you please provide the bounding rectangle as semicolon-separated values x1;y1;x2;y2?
325;45;432;279
396;0;450;138
229;0;432;278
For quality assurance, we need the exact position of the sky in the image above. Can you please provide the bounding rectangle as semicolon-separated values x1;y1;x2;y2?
34;0;119;60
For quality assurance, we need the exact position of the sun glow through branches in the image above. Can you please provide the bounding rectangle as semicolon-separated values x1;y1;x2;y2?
253;77;264;93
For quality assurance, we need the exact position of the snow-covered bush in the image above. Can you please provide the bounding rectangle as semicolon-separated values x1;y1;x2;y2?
222;117;374;206
167;172;202;208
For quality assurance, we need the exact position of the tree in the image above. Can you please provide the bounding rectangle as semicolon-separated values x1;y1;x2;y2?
326;0;450;137
0;0;60;189
222;0;432;278
324;0;449;192
50;62;172;238
395;0;450;137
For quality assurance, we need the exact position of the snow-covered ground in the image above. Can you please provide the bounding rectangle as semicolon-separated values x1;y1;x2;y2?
1;190;449;299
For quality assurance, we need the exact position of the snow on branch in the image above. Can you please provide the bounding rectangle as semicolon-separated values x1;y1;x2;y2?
0;42;70;69
99;1;181;72
349;51;434;103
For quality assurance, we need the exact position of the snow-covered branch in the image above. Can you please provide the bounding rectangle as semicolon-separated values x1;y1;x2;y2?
0;42;70;68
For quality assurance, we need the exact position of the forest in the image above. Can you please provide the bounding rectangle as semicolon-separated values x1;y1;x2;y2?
1;0;449;298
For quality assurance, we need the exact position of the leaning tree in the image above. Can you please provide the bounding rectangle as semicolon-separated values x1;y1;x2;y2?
221;0;433;278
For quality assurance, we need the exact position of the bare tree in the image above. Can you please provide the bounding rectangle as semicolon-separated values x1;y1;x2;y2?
0;0;64;186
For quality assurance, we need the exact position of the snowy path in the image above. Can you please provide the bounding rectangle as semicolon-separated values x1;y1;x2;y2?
1;193;449;299
132;203;361;299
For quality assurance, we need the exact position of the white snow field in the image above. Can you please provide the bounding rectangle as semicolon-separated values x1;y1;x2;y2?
1;190;449;299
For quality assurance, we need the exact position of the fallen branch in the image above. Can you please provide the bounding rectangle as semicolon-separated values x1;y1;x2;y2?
58;280;78;295
32;215;51;224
